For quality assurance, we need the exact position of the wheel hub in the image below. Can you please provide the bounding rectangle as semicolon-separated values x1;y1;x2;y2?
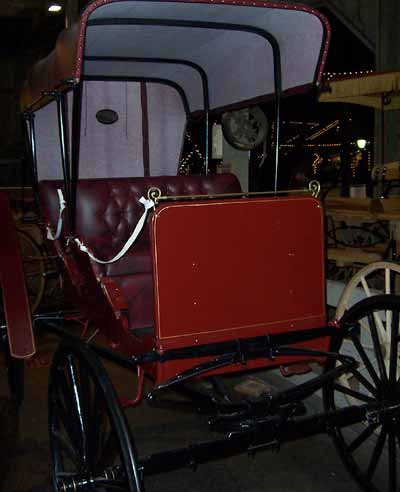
366;401;400;425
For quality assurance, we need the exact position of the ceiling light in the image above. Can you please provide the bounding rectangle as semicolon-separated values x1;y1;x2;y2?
48;3;63;12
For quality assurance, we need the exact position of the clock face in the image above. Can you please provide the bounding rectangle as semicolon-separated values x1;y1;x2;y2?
222;106;268;151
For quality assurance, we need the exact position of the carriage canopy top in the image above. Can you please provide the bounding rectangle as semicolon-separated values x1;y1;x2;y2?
21;0;330;113
319;71;400;111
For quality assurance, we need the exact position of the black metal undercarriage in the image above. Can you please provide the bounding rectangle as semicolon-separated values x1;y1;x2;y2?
30;295;400;492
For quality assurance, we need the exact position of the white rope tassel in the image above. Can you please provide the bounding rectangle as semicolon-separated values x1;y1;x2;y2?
47;188;66;241
74;196;155;264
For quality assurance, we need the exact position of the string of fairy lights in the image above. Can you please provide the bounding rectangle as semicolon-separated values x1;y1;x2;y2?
179;132;204;175
180;69;376;176
325;70;374;80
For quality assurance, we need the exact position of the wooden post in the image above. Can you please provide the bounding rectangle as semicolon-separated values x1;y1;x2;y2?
65;0;79;28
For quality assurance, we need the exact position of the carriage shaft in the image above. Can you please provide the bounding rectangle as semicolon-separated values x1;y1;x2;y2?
138;403;376;477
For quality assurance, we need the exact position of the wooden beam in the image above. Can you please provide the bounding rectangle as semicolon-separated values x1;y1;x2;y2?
65;0;79;28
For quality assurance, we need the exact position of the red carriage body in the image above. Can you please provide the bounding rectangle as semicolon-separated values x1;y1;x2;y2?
16;0;332;385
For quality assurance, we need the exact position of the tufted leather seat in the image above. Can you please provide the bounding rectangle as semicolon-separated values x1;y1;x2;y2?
39;174;242;331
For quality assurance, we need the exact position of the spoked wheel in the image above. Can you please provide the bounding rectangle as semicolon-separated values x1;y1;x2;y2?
49;341;143;492
324;295;400;492
17;229;45;313
336;262;400;319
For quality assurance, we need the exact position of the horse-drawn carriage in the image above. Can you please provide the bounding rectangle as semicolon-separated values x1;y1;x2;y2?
1;1;399;491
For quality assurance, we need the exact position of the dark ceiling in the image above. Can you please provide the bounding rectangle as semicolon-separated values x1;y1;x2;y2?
0;0;89;56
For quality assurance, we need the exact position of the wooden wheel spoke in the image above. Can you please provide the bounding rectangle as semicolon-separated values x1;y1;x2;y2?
368;313;388;383
366;425;387;481
360;277;372;298
350;368;379;398
389;310;399;384
350;332;383;390
332;382;375;403
346;423;380;454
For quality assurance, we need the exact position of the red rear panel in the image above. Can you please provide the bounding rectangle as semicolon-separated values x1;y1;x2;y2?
151;196;327;381
0;192;35;358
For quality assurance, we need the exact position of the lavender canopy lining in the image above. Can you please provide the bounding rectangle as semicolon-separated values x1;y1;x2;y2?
35;81;186;180
83;1;325;112
21;0;329;113
83;26;275;113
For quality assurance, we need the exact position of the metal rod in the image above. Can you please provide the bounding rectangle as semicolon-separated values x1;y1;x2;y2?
70;82;83;233
205;111;209;174
148;180;320;203
83;56;210;113
83;75;190;116
36;314;336;372
37;319;139;371
85;19;281;116
137;324;339;365
271;39;282;193
56;93;71;214
65;0;79;29
23;113;40;210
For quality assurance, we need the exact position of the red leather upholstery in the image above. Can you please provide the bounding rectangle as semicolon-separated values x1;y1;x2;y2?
39;174;241;331
40;175;241;275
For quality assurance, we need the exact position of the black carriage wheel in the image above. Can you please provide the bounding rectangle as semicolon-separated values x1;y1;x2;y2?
0;298;25;406
323;295;400;492
49;341;143;492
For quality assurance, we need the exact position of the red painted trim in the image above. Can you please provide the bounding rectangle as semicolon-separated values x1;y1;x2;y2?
0;193;35;358
74;0;331;83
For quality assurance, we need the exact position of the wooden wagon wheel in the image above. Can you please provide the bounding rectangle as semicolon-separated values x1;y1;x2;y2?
336;262;400;319
336;262;400;407
17;229;45;313
49;341;143;492
324;295;400;492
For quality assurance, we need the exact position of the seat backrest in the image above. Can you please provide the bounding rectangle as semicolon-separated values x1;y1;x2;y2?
39;174;242;257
